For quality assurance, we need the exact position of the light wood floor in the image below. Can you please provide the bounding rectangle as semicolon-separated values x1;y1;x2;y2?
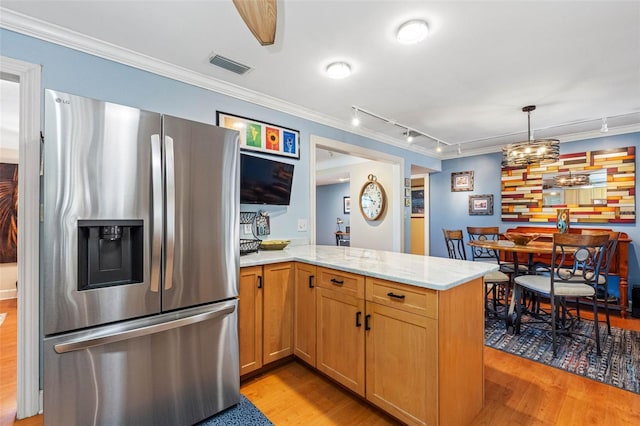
2;299;640;426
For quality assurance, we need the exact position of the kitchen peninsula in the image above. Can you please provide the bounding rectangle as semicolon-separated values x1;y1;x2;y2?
239;245;497;426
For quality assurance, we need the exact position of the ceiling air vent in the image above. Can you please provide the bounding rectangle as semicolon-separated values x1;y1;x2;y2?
209;54;252;75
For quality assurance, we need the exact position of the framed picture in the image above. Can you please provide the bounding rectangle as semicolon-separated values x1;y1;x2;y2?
469;194;494;215
404;187;411;197
216;111;300;159
404;178;411;187
405;197;411;207
411;187;424;216
451;171;474;192
343;196;351;214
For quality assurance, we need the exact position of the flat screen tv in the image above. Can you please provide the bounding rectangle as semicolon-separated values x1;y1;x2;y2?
240;154;295;205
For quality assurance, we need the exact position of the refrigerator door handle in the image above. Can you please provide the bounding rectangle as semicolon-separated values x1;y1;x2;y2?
164;135;175;291
53;304;236;354
150;134;163;293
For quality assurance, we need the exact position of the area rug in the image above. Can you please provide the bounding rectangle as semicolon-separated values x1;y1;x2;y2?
196;394;273;425
0;312;6;327
485;316;640;393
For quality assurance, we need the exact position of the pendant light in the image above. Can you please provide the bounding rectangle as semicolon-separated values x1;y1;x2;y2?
501;105;560;167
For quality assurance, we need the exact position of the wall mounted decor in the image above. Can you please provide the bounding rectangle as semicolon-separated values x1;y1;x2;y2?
411;187;425;216
501;146;635;223
359;174;386;221
0;163;18;263
343;196;351;214
469;194;494;216
217;111;300;159
451;171;474;192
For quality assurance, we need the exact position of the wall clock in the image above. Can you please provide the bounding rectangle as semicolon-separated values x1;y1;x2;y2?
359;174;386;221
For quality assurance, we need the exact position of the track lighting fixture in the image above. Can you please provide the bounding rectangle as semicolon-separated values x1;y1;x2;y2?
406;128;414;143
457;144;462;155
436;140;442;153
349;105;450;149
601;117;608;133
351;108;360;126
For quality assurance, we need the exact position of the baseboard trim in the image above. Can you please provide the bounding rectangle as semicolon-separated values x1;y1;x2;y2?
0;289;17;300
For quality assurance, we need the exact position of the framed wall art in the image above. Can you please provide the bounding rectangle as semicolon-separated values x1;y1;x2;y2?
451;171;474;192
343;196;351;214
411;187;425;216
217;111;300;159
469;194;494;215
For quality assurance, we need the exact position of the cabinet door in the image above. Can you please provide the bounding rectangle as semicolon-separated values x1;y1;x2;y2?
316;287;365;396
239;266;263;376
294;263;317;367
365;302;437;426
262;262;294;364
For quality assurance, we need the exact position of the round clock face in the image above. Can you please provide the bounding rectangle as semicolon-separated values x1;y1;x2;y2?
359;179;386;221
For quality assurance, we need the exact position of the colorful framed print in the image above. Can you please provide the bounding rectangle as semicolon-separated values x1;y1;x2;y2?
217;111;300;159
411;187;424;216
469;194;493;215
451;171;474;192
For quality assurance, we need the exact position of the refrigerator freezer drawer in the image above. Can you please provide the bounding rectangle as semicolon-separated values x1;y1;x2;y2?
43;300;240;426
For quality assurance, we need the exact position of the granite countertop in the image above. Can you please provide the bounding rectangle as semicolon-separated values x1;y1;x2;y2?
240;245;497;291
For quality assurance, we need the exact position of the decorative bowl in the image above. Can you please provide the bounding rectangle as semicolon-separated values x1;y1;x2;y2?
503;232;539;246
260;240;291;250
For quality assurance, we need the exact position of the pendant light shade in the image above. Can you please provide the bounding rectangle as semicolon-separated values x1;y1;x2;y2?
502;105;560;167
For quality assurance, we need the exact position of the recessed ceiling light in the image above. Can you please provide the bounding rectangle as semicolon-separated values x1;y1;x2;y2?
396;19;429;44
326;62;352;79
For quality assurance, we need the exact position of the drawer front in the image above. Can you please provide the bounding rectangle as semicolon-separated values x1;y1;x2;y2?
316;266;364;298
366;277;438;319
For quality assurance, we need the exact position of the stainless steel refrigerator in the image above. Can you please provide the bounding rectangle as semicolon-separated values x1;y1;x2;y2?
42;89;240;425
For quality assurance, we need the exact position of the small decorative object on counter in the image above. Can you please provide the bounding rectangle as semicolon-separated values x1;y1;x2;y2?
259;240;290;250
256;210;270;236
556;208;570;233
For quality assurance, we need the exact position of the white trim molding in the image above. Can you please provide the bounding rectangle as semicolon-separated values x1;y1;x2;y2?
1;56;42;418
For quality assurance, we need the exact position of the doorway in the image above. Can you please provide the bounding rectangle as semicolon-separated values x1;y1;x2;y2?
1;56;41;419
310;134;404;252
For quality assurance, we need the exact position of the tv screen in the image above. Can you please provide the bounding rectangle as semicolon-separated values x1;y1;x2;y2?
240;154;295;205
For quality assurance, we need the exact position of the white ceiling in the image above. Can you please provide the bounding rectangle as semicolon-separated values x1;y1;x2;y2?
2;1;639;159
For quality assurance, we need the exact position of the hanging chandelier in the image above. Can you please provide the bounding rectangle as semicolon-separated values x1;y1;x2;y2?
553;172;590;187
501;105;560;167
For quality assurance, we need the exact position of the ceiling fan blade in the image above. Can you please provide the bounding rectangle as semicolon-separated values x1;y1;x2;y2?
232;0;277;46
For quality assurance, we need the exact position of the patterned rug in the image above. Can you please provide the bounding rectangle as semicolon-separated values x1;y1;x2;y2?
485;315;640;393
196;394;273;425
0;312;6;327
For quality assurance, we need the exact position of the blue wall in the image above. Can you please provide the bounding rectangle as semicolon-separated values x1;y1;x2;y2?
0;28;439;250
316;183;350;246
430;133;640;294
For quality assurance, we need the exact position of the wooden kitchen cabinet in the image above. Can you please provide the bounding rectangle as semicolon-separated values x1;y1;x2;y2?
316;267;366;396
262;262;294;364
365;276;484;426
239;266;263;376
293;262;317;366
239;262;294;376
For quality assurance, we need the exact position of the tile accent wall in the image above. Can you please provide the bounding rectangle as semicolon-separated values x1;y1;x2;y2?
501;146;635;223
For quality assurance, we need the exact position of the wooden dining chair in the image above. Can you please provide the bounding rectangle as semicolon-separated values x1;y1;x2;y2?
442;229;466;260
466;227;511;318
574;231;620;335
512;233;610;355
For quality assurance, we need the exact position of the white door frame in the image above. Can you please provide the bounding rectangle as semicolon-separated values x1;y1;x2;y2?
2;56;42;418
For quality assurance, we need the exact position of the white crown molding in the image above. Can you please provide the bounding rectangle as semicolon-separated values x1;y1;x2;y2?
0;8;434;158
